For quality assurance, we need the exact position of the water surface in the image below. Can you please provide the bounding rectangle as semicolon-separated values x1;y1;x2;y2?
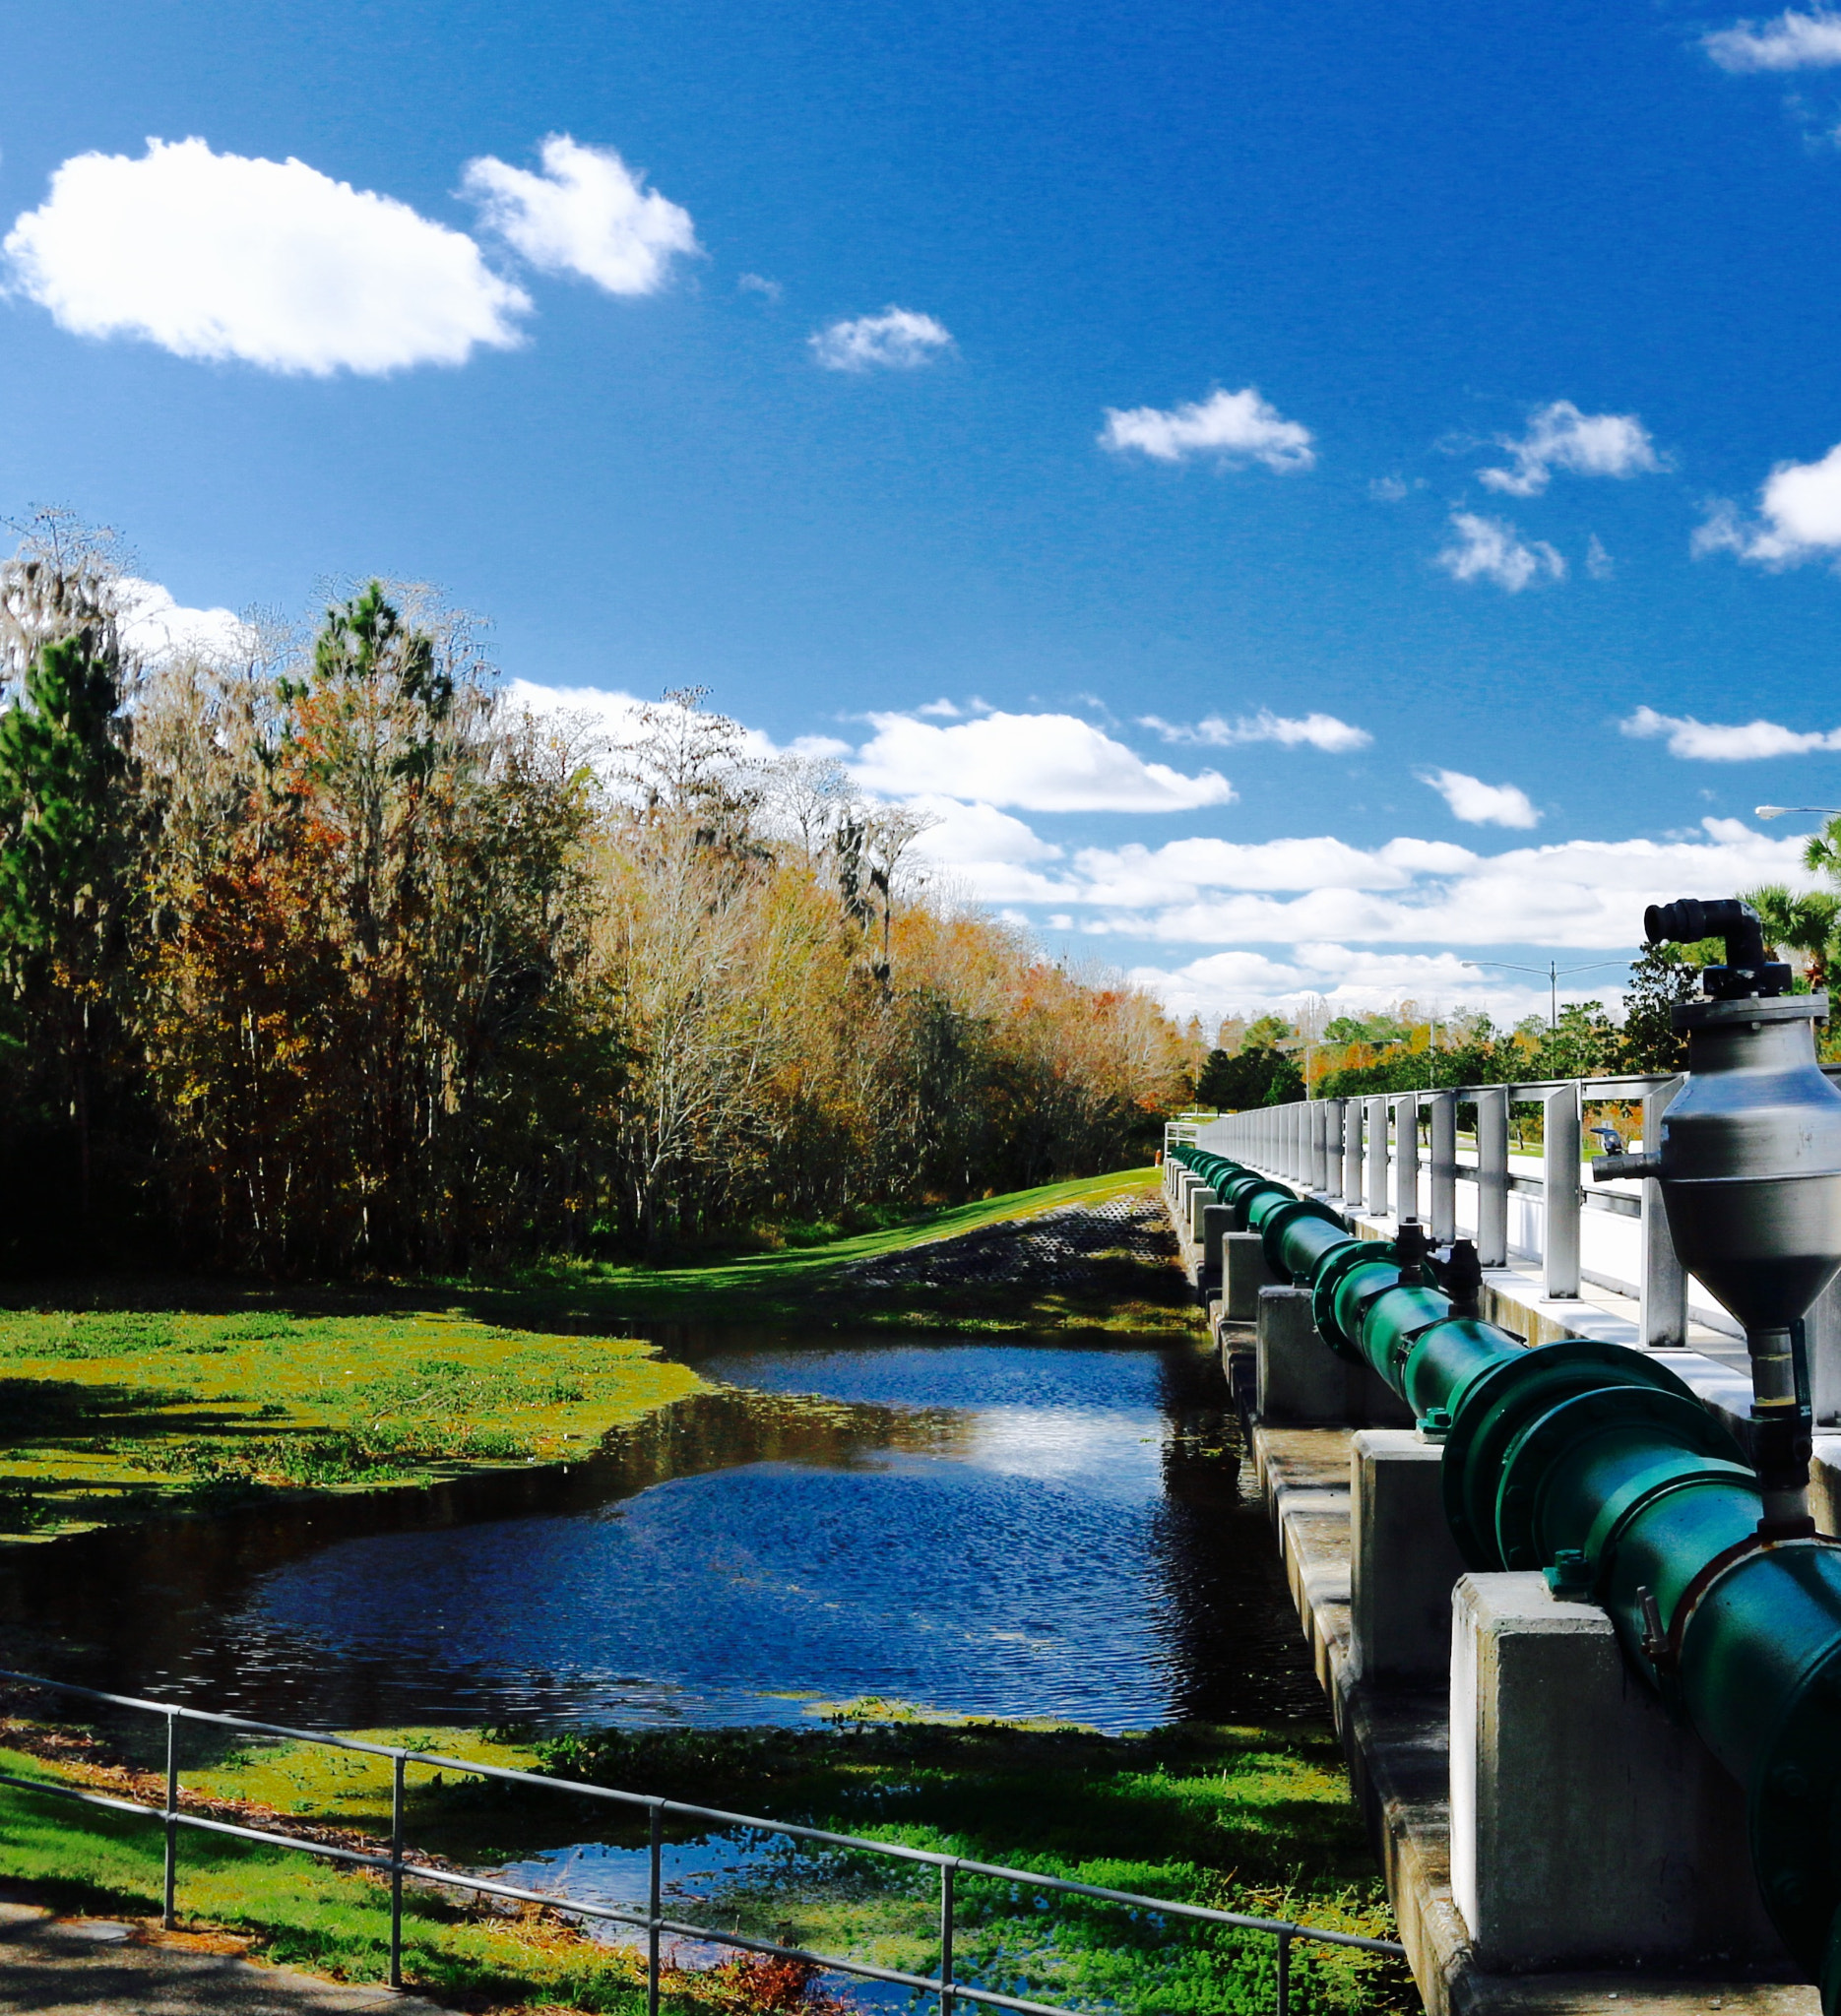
10;1334;1318;1732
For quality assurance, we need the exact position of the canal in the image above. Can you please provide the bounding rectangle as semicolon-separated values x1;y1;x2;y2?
8;1331;1319;1732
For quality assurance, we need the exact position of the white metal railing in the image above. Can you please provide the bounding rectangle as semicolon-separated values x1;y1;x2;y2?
1168;1075;1716;1351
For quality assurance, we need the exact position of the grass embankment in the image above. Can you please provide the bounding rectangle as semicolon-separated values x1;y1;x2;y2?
0;1708;1407;2014
0;1168;1188;1541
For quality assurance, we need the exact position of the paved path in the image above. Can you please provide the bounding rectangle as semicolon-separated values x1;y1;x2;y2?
0;1901;453;2014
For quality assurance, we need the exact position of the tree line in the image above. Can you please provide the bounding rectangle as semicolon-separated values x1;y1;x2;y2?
0;524;1189;1276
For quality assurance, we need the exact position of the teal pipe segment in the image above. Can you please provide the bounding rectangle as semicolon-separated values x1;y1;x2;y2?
1168;1138;1841;1996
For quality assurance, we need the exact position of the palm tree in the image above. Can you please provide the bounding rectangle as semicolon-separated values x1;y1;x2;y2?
1746;882;1841;991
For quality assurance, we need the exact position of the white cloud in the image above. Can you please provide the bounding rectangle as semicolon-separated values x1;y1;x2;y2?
1586;534;1615;580
1129;945;1592;1026
1477;401;1664;497
1434;512;1566;592
1137;708;1370;753
906;796;1080;904
504;679;848;767
916;697;962;719
849;710;1235;812
3;137;528;375
461;135;697;296
1695;440;1841;565
809;307;953;372
1419;768;1542;829
113;577;254;662
1704;8;1841;69
1099;387;1315;472
1620;703;1841;760
1072;818;1814;952
498;683;1823;979
1368;475;1411;502
1069;835;1475;907
737;272;782;301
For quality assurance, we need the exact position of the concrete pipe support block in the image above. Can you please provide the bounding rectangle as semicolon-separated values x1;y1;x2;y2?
1349;1429;1469;1682
1256;1286;1372;1425
1449;1572;1786;1971
1224;1231;1281;1323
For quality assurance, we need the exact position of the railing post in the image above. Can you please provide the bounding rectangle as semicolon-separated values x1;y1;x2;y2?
1340;1097;1363;1206
389;1750;405;1989
1475;1087;1508;1267
1394;1093;1420;1224
939;1859;956;2016
1323;1099;1346;1201
162;1709;178;1931
1365;1095;1388;1216
648;1798;663;2016
1307;1100;1325;1192
1543;1084;1581;1297
1640;1077;1687;1349
1428;1091;1457;1242
1276;1928;1293;2016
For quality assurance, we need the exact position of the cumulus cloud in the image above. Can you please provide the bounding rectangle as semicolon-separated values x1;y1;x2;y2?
1704;8;1841;68
461;134;697;295
1099;387;1315;472
1419;768;1542;829
3;137;529;375
113;577;254;662
1694;440;1841;565
905;796;1081;904
1434;512;1566;592
1129;945;1590;1026
504;679;849;767
1071;818;1813;953
809;307;953;371
1137;708;1370;753
1477;401;1664;497
849;710;1235;812
1620;703;1841;760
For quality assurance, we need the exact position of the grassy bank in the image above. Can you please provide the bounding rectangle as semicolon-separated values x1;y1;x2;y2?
0;1706;1407;2015
0;1168;1188;1541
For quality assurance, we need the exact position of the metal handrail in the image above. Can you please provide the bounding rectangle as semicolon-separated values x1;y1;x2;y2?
1168;1068;1721;1344
0;1667;1404;2016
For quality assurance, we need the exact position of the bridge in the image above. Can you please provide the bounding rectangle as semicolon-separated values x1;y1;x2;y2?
1165;901;1841;2016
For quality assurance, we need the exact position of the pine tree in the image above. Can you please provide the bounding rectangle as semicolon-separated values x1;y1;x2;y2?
0;622;132;1223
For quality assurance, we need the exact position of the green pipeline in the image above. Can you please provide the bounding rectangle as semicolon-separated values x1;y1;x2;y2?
1171;1140;1841;1999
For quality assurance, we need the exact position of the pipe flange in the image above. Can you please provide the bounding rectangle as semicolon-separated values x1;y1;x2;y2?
1439;1341;1705;1570
1310;1240;1393;1363
1491;1383;1747;1572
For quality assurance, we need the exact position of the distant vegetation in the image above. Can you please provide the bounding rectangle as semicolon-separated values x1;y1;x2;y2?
1190;909;1841;1110
0;513;1189;1278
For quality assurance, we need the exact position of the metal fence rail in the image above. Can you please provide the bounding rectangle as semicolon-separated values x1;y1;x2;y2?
0;1668;1404;2016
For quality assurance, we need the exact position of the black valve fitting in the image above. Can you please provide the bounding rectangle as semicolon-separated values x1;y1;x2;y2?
1432;1236;1484;1318
1645;896;1792;1000
1393;1218;1431;1287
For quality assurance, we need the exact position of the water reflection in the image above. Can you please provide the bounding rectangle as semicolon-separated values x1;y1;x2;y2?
5;1334;1319;1730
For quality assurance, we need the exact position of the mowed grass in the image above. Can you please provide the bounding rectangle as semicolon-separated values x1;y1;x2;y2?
0;1306;699;1540
483;1166;1194;1337
0;1167;1188;1540
0;1707;1410;2015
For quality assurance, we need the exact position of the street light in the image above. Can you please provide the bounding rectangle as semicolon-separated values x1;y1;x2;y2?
1462;956;1634;1031
1756;806;1841;820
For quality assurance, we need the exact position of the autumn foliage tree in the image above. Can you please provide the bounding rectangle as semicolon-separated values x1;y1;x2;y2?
0;531;1189;1277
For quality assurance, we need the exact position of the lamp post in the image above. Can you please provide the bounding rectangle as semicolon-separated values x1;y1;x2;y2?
1756;806;1841;821
1462;956;1635;1031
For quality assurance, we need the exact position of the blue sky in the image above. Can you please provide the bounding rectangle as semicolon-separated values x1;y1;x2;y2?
7;0;1841;1026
